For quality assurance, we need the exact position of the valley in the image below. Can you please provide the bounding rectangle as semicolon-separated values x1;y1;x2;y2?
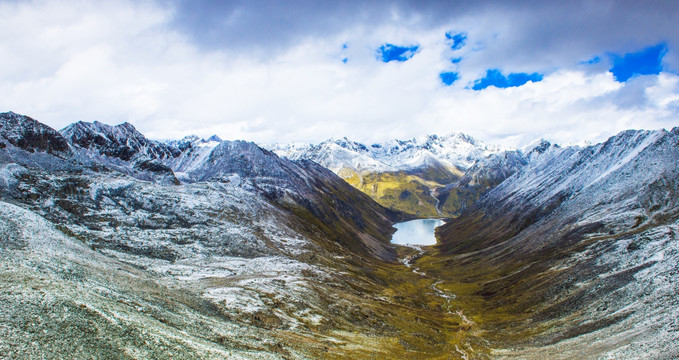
1;111;678;359
266;134;500;218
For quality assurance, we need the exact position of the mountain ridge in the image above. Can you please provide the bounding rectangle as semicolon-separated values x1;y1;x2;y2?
265;133;521;217
266;132;504;174
1;111;401;261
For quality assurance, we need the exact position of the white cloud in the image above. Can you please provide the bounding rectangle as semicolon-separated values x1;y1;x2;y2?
420;70;679;147
0;0;677;148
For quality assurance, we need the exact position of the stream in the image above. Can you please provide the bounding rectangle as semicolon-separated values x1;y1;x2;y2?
392;218;476;358
391;218;459;312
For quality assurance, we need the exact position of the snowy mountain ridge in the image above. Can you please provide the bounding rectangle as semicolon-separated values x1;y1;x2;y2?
0;111;71;156
61;119;181;162
264;133;512;216
265;132;505;174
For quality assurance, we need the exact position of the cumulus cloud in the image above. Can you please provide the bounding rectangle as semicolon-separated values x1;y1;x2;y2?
0;0;678;147
420;70;679;147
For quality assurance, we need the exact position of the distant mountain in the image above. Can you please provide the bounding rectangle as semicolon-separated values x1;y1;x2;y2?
265;133;504;217
268;133;502;173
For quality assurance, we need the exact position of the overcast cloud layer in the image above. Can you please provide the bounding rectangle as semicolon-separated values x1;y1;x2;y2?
1;0;678;147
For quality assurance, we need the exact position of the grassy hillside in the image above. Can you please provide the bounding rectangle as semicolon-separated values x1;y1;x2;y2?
337;166;463;218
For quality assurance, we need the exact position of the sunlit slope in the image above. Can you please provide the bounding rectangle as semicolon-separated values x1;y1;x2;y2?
339;165;462;217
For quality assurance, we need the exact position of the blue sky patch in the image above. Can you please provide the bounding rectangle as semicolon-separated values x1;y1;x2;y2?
451;57;462;64
377;43;419;62
445;32;467;50
440;72;459;86
609;43;667;82
472;69;543;90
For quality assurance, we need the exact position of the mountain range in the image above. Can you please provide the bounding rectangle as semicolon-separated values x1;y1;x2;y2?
266;134;539;217
1;111;678;359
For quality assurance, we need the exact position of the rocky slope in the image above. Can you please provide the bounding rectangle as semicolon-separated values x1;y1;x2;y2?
266;134;504;217
59;119;400;260
426;127;679;358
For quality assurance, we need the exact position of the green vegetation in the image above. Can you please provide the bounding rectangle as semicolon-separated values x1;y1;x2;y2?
338;167;462;218
268;246;493;359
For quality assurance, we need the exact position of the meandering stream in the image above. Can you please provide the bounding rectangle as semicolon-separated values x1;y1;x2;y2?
391;219;459;313
391;218;476;358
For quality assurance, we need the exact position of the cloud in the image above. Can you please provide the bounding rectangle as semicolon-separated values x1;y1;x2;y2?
167;1;679;70
471;69;543;90
609;43;668;82
420;70;679;146
0;0;678;149
376;44;420;62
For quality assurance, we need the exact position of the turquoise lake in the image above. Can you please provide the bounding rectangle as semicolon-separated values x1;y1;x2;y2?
390;219;445;246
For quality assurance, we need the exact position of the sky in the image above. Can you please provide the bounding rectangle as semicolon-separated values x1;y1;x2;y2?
1;0;678;147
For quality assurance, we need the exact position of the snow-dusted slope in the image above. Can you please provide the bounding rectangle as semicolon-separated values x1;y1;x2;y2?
0;199;300;359
437;127;679;358
61;120;180;161
0;111;406;357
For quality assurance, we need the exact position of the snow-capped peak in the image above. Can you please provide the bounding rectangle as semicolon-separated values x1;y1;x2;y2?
206;134;222;142
520;138;558;157
264;132;505;174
